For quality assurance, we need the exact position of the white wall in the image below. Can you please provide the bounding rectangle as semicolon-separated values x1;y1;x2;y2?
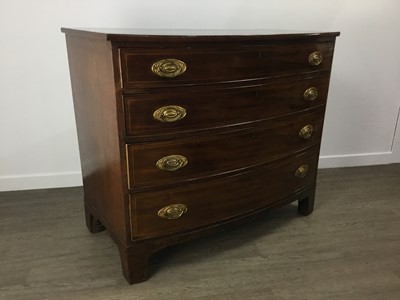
0;0;399;191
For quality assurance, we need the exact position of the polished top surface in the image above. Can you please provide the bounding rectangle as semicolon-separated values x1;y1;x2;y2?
63;28;336;36
61;28;340;42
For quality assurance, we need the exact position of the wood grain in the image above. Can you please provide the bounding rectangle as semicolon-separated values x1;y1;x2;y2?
124;75;330;139
63;28;338;284
0;164;399;299
120;42;335;88
130;148;319;238
64;35;129;242
127;110;324;189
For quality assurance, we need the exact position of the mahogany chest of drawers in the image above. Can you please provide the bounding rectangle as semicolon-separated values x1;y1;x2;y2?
62;28;339;284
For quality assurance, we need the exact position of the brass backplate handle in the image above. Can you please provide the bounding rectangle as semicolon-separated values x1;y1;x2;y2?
151;59;187;78
295;164;309;178
153;105;187;123
158;204;188;220
156;155;188;171
308;51;323;66
299;125;314;139
304;87;318;101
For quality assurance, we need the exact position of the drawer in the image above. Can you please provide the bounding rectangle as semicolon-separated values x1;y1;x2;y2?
126;110;324;189
124;75;330;138
120;42;335;88
130;148;319;238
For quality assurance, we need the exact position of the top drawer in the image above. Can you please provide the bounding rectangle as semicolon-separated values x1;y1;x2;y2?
120;42;335;88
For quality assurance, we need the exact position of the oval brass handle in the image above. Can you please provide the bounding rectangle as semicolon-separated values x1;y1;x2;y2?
295;164;309;178
156;155;188;171
158;204;188;220
308;51;323;66
299;125;314;139
303;87;318;101
151;59;187;78
153;105;187;123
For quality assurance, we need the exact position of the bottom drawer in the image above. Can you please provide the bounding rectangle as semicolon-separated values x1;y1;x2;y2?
130;148;319;239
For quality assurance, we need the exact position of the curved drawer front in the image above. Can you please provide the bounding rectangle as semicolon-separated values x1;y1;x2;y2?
127;110;324;189
124;76;330;138
121;42;335;88
130;148;319;238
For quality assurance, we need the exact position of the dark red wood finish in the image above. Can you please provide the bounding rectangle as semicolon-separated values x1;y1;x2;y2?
124;75;330;139
127;110;324;189
131;148;319;238
120;42;334;88
62;28;339;284
64;35;129;243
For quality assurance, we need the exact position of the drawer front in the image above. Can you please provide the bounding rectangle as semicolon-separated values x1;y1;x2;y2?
121;42;335;88
130;148;319;238
127;110;324;189
124;76;330;138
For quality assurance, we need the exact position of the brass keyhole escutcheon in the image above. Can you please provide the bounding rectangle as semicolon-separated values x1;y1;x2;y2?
158;204;188;220
308;51;322;66
295;164;309;178
153;105;187;122
299;125;314;139
151;59;187;78
303;87;318;101
156;155;188;171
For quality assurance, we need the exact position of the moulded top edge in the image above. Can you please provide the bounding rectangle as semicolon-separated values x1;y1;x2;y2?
61;28;340;42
